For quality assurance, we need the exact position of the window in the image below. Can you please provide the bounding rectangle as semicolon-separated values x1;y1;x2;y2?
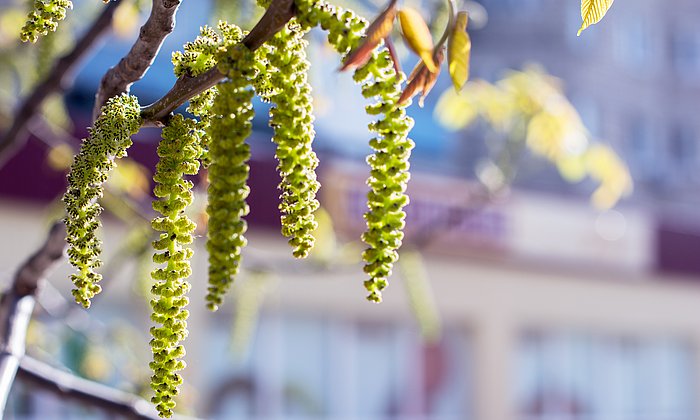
204;315;473;419
613;16;659;75
517;332;696;420
625;115;661;183
671;24;700;81
668;124;698;181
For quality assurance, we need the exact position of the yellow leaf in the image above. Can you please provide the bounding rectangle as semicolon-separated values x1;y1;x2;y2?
585;144;633;209
556;155;587;182
399;8;437;72
448;12;471;91
434;89;477;130
578;0;614;36
526;112;566;160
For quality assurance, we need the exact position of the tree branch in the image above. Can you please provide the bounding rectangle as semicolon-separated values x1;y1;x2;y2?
0;222;66;413
16;357;169;420
140;0;296;125
92;0;183;119
0;1;123;167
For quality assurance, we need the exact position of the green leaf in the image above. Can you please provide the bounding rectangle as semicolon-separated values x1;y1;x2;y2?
448;12;471;91
578;0;614;36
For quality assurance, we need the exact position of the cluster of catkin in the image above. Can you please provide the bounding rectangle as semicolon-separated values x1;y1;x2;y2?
61;0;414;416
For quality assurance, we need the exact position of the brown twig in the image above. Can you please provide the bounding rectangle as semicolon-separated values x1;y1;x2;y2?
16;356;168;420
140;0;296;126
0;222;66;413
0;1;123;167
92;0;183;119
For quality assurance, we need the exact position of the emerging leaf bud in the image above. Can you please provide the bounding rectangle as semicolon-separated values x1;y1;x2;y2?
399;46;445;107
340;0;397;71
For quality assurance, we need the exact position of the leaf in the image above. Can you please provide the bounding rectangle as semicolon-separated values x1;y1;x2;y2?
417;47;444;106
399;63;429;105
384;36;402;76
341;0;397;71
585;143;633;209
556;155;587;183
448;11;471;91
434;89;477;130
578;0;614;36
399;47;445;107
399;8;437;73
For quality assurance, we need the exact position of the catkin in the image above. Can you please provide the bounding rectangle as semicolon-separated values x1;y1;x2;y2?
63;94;141;308
296;0;414;302
260;23;320;258
149;115;199;418
204;43;257;311
21;0;72;43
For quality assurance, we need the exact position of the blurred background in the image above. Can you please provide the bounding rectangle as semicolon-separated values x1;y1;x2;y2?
1;0;700;419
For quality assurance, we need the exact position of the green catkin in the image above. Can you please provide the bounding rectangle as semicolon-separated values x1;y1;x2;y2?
172;26;222;78
296;0;414;302
204;42;256;311
149;115;199;418
20;0;72;43
173;23;245;167
261;23;320;258
187;88;217;167
63;94;141;308
172;21;245;78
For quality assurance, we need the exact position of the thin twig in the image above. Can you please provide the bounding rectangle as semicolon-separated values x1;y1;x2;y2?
140;0;296;125
16;356;179;420
93;0;183;119
0;1;123;167
0;222;66;413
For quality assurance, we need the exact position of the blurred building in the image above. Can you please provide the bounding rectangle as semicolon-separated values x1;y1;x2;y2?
2;0;700;420
466;0;700;276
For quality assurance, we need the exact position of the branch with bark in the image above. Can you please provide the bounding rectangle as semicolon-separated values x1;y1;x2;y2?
17;356;183;420
140;0;296;125
92;0;183;119
0;222;66;413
